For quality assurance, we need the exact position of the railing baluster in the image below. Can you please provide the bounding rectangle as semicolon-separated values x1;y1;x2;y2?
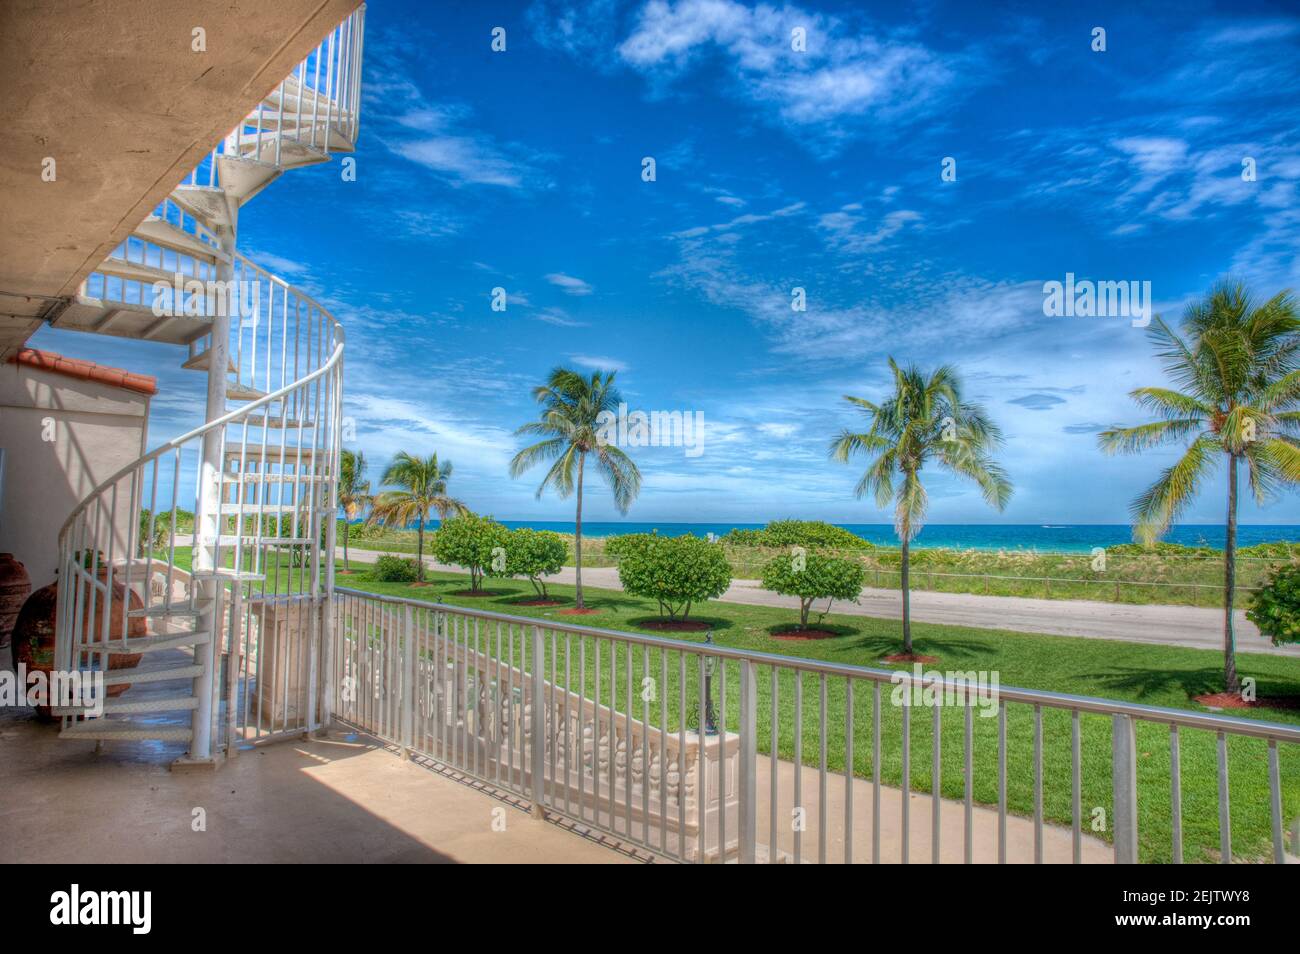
864;679;878;866
1033;704;1043;864
738;659;756;864
997;701;1007;864
932;701;941;864
1112;713;1139;864
1072;709;1082;864
530;625;545;817
845;677;854;865
818;673;828;865
964;701;973;864
1268;739;1284;864
793;670;802;865
769;665;779;864
1217;731;1231;864
678;650;686;862
901;679;910;864
1170;723;1182;864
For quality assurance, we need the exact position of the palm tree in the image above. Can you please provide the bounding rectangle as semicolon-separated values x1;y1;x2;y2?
338;449;372;573
1099;281;1300;693
510;368;641;609
831;359;1012;656
368;452;468;582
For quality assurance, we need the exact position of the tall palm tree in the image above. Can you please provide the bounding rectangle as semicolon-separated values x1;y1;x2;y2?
510;368;641;609
338;449;372;573
831;359;1013;655
368;452;468;582
1099;281;1300;693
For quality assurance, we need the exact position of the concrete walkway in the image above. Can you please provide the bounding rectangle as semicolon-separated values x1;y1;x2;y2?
344;548;1297;657
0;708;636;864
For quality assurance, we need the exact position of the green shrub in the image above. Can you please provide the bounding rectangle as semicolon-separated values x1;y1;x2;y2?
605;532;660;560
722;520;871;551
373;554;419;583
431;514;510;591
615;534;731;620
1239;541;1300;560
1106;541;1217;558
505;528;567;598
760;553;866;628
1247;564;1300;646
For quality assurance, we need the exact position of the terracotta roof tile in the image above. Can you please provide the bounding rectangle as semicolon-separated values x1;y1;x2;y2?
9;348;158;396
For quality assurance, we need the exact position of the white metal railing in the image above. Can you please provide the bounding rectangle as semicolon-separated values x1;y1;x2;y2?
53;6;366;753
54;277;344;749
331;589;1300;864
186;5;365;189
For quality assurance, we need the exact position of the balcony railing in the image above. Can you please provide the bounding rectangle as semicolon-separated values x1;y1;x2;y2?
331;588;1300;864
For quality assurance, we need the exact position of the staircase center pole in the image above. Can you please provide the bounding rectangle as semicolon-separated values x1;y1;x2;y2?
189;208;238;761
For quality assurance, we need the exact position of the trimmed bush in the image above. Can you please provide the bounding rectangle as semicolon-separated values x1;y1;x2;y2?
373;554;419;583
431;514;510;591
761;553;867;628
615;534;731;620
505;528;567;598
605;532;660;560
1247;564;1300;646
723;520;872;550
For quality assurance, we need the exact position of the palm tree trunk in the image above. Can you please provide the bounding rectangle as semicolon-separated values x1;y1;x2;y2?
416;508;426;583
574;452;586;609
1223;454;1240;694
901;531;912;655
342;518;350;572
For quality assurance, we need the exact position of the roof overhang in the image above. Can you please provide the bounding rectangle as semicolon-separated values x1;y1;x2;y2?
0;0;362;359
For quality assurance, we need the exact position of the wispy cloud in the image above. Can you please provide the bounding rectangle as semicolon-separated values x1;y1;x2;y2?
570;354;629;372
616;0;982;151
545;272;595;295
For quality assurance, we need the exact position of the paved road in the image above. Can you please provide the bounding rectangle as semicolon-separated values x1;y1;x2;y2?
343;548;1297;657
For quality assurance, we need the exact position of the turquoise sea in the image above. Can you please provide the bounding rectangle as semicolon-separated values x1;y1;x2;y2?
387;521;1299;553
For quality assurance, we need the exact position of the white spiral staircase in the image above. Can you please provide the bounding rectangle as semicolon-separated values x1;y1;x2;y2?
51;7;365;761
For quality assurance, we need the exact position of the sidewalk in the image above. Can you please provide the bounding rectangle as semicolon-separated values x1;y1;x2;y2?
343;547;1295;657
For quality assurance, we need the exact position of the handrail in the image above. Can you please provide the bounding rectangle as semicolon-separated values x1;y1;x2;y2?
334;586;1300;744
56;338;343;544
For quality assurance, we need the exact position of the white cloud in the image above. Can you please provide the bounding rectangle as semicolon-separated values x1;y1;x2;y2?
392;136;528;188
617;0;973;149
570;354;629;372
545;272;595;295
818;207;921;255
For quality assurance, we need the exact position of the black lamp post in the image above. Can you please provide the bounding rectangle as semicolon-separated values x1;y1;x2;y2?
701;630;718;735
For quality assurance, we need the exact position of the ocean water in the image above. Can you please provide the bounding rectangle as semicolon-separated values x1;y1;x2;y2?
380;520;1298;553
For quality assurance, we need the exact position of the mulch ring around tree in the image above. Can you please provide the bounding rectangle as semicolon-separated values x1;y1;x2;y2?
634;619;712;632
881;652;940;664
510;598;566;607
449;589;512;598
1194;692;1300;711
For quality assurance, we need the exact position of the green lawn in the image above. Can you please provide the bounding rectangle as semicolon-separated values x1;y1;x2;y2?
330;561;1300;864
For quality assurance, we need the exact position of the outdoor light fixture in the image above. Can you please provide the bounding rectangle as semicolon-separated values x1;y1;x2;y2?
701;630;718;735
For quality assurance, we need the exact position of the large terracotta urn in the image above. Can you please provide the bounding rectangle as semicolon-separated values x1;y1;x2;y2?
0;553;31;651
12;571;145;718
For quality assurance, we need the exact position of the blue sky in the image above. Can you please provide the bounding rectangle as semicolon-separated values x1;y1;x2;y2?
35;0;1300;526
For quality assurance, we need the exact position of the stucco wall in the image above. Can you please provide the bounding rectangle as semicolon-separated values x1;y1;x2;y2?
0;363;150;588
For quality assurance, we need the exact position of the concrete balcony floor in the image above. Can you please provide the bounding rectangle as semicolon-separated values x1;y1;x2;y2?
0;704;639;864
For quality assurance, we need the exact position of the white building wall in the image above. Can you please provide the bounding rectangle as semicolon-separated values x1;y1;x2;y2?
0;363;150;589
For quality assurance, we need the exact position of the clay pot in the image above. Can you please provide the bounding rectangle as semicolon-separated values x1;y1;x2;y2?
12;572;145;718
0;553;31;651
